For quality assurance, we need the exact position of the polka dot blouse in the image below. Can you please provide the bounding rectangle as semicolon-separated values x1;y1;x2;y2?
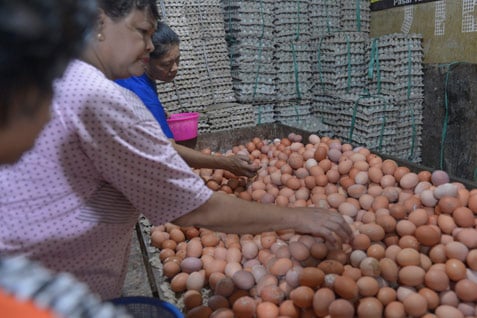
0;60;212;300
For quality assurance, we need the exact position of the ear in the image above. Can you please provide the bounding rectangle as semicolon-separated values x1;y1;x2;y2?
96;9;106;32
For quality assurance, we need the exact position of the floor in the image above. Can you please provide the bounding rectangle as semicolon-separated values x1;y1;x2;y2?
122;230;153;297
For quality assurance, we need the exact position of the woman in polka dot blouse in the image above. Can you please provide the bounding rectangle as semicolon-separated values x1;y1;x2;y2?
0;0;353;301
0;0;131;317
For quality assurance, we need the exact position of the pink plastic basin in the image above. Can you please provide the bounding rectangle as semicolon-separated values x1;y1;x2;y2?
166;112;200;141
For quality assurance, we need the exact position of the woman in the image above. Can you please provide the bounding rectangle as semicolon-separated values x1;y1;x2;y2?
0;0;352;301
0;0;130;317
116;22;258;178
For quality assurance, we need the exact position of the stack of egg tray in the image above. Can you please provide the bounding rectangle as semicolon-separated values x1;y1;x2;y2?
310;94;341;133
158;1;213;114
254;103;276;125
221;0;277;103
335;94;397;154
206;103;256;132
392;97;424;163
274;41;314;101
273;0;312;42
185;1;237;105
341;0;371;33
309;0;341;37
273;99;313;128
367;33;424;99
312;32;369;96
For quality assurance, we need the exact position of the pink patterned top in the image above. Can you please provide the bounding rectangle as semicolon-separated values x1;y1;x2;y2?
0;60;212;300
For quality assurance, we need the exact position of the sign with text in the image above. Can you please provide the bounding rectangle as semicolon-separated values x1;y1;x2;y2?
371;0;440;11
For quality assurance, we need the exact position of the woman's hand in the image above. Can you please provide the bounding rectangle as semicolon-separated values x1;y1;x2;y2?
225;154;260;178
292;208;353;250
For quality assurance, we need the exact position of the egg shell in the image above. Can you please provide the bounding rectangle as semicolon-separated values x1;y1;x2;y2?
384;301;406;318
431;170;450;186
288;241;310;261
298;267;324;289
186;305;213;318
423;268;450;292
402;293;428;317
256;301;279;318
328;299;355;318
415;225;441;246
318;259;344;275
357;276;379;297
379;258;399;283
208;295;230;311
357;297;383;318
377;287;396;306
445;258;467;281
359;257;380;277
170;272;189;292
399;172;419;189
183;290;203;310
435;305;464;318
454;279;477;302
181;257;203;274
285;286;313;310
359;223;385;242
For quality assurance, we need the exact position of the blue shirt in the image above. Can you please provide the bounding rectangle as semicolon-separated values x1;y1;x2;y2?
115;74;174;138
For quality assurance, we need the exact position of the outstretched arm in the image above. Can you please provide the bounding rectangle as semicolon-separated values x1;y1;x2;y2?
172;142;259;177
172;191;353;249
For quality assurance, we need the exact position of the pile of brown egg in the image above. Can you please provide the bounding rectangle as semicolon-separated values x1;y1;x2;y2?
150;133;477;318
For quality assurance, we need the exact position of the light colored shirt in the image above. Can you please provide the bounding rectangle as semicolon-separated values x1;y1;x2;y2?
0;60;212;300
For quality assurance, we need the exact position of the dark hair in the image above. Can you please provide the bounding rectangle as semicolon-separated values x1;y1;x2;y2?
98;0;159;22
150;21;180;59
0;0;97;127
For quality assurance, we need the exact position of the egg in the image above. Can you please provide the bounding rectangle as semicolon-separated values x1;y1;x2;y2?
328;299;355;318
357;297;383;318
289;286;314;309
334;275;359;300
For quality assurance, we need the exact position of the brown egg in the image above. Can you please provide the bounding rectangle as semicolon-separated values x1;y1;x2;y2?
357;297;383;318
269;258;293;277
328;299;355;318
312;288;335;317
396;248;420;266
455;279;477;302
418;287;439;310
402;293;427;317
278;300;299;318
445;258;467;281
435;305;465;318
334;275;359;300
424;268;449;292
299;267;324;289
187;305;213;318
379;258;399;283
359;223;385;242
377;287;396;306
318;260;344;275
256;301;280;318
356;276;379;297
398;265;425;286
384;301;406;318
452;206;474;227
289;286;314;309
438;196;461;214
415;225;441;247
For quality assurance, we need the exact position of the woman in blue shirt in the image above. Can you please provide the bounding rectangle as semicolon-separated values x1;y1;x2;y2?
117;22;259;177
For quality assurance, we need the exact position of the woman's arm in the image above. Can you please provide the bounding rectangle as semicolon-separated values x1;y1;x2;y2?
172;142;259;177
172;191;353;249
